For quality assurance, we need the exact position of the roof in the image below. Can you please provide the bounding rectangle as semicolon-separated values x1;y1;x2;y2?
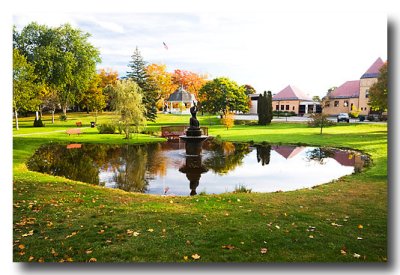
166;87;195;102
328;80;360;99
272;85;311;101
272;145;304;159
360;57;384;79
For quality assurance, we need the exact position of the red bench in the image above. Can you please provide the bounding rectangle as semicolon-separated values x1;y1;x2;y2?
66;128;82;136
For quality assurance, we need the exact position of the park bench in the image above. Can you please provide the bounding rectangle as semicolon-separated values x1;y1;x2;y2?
161;126;208;141
76;121;82;127
66;128;82;136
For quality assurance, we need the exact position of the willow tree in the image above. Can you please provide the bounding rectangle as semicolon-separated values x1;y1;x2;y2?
112;79;147;139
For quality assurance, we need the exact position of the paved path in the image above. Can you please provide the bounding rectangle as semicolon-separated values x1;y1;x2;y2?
13;127;90;137
234;114;386;124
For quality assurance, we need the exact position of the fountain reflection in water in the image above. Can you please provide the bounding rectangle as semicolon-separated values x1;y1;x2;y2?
178;101;209;195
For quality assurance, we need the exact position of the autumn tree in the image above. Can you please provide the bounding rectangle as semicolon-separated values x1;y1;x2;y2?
221;108;235;130
368;62;388;113
112;79;146;139
242;84;257;95
126;46;158;121
78;74;106;122
199;77;249;117
146;63;178;109
13;49;40;130
98;68;119;109
172;69;208;99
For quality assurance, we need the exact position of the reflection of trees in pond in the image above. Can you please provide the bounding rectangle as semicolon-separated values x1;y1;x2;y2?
305;148;335;164
113;145;149;193
203;141;251;175
27;144;107;184
256;144;271;166
146;143;168;178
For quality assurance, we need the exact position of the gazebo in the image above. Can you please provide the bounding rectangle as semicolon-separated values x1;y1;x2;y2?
165;86;196;114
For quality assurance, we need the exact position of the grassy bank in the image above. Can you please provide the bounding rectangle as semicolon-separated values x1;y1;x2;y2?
13;113;387;262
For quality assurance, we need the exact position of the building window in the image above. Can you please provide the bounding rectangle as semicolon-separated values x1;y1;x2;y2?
280;105;285;110
286;105;289;110
292;106;295;110
275;105;279;111
325;101;330;107
365;89;369;98
344;100;348;107
350;103;354;110
334;101;339;107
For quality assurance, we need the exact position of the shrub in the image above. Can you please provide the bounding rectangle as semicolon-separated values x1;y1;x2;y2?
33;118;44;127
97;124;116;134
234;184;252;193
59;114;67;121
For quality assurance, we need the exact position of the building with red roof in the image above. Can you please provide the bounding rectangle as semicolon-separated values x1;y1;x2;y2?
323;58;385;116
249;85;321;115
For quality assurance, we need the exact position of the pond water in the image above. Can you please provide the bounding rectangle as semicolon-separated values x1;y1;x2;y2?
27;140;369;196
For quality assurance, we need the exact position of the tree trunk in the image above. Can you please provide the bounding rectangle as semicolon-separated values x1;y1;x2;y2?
62;105;67;116
51;110;55;124
15;110;19;130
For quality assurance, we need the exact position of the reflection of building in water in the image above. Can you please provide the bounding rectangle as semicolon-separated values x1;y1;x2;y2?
272;146;305;159
331;150;365;171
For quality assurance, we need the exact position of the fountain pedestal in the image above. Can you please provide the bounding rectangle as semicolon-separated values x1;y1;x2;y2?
178;101;209;195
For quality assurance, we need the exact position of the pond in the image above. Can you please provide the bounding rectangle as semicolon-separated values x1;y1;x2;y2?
27;140;369;196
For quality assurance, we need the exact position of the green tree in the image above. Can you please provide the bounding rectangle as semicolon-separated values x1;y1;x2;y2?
14;23;101;117
368;62;388;112
112;79;147;139
257;91;267;125
199;77;249;117
126;46;158;121
13;48;40;130
78;74;106;122
257;91;273;125
266;91;273;124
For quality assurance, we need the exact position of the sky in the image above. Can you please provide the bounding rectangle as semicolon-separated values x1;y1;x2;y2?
12;8;387;99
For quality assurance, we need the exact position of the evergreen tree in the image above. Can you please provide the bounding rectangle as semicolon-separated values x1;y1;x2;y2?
126;46;158;121
266;90;273;124
257;91;268;125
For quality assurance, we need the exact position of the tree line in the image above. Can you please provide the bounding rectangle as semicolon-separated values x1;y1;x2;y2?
13;22;268;132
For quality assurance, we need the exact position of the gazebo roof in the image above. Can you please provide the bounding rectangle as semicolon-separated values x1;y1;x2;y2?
167;87;195;102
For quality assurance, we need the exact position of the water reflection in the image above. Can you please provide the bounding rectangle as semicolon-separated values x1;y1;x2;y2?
27;140;368;196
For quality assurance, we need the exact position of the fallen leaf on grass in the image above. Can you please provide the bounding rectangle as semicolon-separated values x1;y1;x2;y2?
28;256;34;262
340;249;347;255
191;254;201;260
147;228;154;232
22;230;34;237
18;244;25;250
66;231;77;239
353;253;361;258
183;256;188;261
222;244;235;250
88;258;97;262
98;229;105;234
358;224;363;229
260;248;268;254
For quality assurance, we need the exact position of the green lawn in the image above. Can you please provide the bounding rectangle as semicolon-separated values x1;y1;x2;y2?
13;112;387;262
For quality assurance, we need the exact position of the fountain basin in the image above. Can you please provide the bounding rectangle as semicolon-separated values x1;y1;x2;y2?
179;135;208;155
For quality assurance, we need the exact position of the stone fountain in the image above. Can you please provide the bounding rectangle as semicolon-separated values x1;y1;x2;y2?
179;101;209;195
179;101;208;155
